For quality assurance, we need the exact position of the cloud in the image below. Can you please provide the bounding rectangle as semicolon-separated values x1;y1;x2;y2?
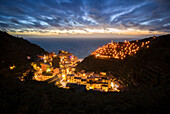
10;18;20;24
0;0;169;36
0;22;10;27
9;29;16;32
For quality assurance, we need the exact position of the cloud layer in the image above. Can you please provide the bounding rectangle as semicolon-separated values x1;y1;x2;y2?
0;0;170;38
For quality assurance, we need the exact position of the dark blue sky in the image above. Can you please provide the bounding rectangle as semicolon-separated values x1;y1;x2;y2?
0;0;170;38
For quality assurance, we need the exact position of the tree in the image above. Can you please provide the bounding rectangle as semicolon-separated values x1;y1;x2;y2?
52;56;60;68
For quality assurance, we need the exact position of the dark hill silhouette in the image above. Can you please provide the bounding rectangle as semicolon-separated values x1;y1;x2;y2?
76;35;170;88
0;31;47;69
0;32;169;113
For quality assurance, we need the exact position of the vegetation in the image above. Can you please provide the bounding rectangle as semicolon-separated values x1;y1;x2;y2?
76;35;170;89
0;32;169;113
0;71;169;114
52;56;60;68
42;71;53;76
0;30;47;69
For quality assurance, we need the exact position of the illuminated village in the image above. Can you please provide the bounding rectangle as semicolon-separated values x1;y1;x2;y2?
28;51;121;92
19;36;156;92
91;37;155;59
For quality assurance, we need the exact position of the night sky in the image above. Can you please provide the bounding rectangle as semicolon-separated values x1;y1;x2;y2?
0;0;170;38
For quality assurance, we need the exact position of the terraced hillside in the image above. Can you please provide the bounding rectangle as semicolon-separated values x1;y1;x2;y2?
76;35;170;88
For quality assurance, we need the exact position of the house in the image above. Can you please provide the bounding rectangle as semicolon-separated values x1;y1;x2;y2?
101;85;109;92
93;73;100;77
53;68;60;75
101;77;109;83
41;63;50;71
100;72;107;76
48;52;56;58
67;74;75;82
41;75;54;81
74;77;81;83
81;79;87;84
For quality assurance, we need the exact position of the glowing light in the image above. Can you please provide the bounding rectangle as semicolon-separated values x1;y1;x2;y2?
27;56;31;59
89;86;94;89
111;82;114;88
96;53;100;57
46;68;50;72
91;38;154;60
66;69;69;74
62;74;66;80
10;65;15;70
35;50;126;92
115;84;119;88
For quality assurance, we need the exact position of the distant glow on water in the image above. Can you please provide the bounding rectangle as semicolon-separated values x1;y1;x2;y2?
26;38;141;59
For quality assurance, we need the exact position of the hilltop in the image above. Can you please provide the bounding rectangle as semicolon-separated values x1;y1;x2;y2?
0;31;47;70
76;35;170;88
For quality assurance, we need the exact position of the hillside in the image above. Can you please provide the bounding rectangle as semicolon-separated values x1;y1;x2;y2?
0;31;47;69
76;35;170;88
0;32;169;113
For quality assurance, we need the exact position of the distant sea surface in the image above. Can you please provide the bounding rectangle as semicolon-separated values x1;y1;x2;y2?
26;38;139;59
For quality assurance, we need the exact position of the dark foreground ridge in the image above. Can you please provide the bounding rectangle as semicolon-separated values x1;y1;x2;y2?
76;35;170;88
0;31;47;69
0;32;169;113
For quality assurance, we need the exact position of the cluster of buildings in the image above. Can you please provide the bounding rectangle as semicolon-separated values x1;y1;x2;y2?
31;50;122;92
65;71;122;92
91;36;155;59
32;52;60;81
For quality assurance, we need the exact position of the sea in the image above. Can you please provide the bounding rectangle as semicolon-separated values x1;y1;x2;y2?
26;38;140;59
